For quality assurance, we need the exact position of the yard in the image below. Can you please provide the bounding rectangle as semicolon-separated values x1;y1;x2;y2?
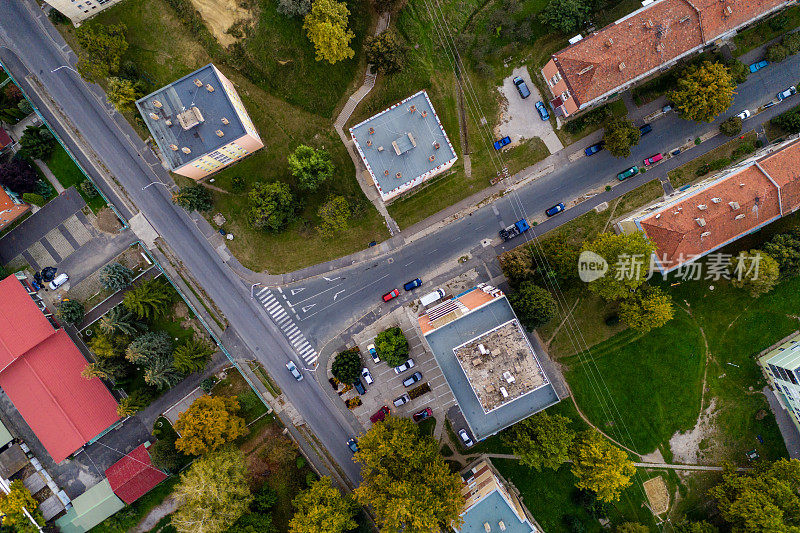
44;145;107;212
211;367;269;425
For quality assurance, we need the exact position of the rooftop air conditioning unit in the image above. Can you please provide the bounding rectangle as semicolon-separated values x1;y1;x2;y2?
701;231;711;238
711;197;722;203
695;218;706;227
698;204;708;210
735;214;745;220
500;387;509;399
729;201;740;209
193;78;203;87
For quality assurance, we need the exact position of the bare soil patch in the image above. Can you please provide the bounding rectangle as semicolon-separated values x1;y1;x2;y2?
95;207;122;233
187;0;253;47
669;398;720;464
643;476;670;515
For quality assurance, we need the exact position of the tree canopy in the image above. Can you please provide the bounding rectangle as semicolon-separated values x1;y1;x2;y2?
303;0;355;64
173;184;213;212
331;348;361;383
75;23;129;82
173;337;215;374
365;29;406;74
503;411;575;471
508;281;557;330
99;262;134;292
764;229;800;276
318;195;351;236
539;0;590;34
602;117;640;158
106;77;140;113
289;476;357;533
0;480;44;533
57;299;85;324
288;145;335;191
729;249;780;298
248;181;296;232
669;61;735;123
582;232;655;301
0;157;40;194
123;278;173;318
175;395;247;455
619;285;674;333
19;125;56;160
570;430;636;502
374;327;409;367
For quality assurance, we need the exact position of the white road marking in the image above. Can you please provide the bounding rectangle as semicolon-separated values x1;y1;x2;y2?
323;276;341;282
255;289;318;365
301;273;390;321
291;287;305;295
301;304;316;313
333;289;346;301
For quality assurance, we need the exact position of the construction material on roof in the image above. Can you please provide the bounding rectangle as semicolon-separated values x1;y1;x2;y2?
0;443;28;478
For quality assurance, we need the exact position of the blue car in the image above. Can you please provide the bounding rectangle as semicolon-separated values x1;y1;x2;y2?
584;142;604;156
545;203;565;217
749;60;769;73
347;438;359;453
535;101;550;121
403;278;422;291
493;136;511;150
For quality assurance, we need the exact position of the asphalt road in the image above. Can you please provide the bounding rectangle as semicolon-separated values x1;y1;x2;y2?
0;0;363;484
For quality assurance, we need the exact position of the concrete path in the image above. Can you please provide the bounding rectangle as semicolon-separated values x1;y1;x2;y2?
33;158;64;193
763;386;800;459
482;453;750;472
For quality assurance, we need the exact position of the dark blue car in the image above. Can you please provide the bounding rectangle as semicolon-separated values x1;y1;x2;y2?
584;142;604;156
546;203;565;217
403;278;422;291
535;101;550;121
513;76;530;99
493;136;511;150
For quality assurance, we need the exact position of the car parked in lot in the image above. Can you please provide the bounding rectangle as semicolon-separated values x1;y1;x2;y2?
403;278;422;291
778;86;797;100
347;438;359;453
512;76;530;99
286;360;303;381
639;123;652;136
413;407;433;422
545;203;565;217
403;371;423;387
493;136;511;150
361;367;374;385
49;273;69;290
393;393;411;407
367;343;380;364
644;153;663;166
749;60;769;73
617;166;639;181
370;405;390;423
353;379;366;395
458;429;474;448
382;288;400;302
535;101;550;121
394;358;416;374
584;141;604;156
737;109;751;120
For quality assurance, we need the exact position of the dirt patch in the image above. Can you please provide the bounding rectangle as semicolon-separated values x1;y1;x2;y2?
133;496;178;533
670;398;720;464
187;0;253;47
643;476;670;515
241;421;297;480
172;301;204;335
95;208;122;233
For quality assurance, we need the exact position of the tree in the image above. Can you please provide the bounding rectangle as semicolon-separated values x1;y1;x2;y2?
248;181;296;232
252;484;279;514
354;416;465;532
89;332;128;359
729;249;779;298
116;389;151;417
99;305;144;335
508;281;557;330
18;99;34;115
0;158;40;194
542;239;581;280
499;247;536;287
148;437;182;473
773;107;800;134
303;0;355;64
374;327;409;367
619;285;674;332
669;61;735;123
48;8;69;25
570;430;636;503
99;262;134;291
80;179;99;198
289;476;357;533
365;30;406;74
123;278;172;318
19;125;55;159
228;512;276;533
173;184;213;212
616;524;648;533
105;76;140;112
278;0;311;16
708;459;800;532
764;230;800;276
171;447;253;533
75;23;129;82
673;519;718;533
318;195;351;236
57;299;85;324
331;348;361;383
175;395;247;455
503;411;575;471
784;32;800;55
82;357;126;381
582;232;655;300
539;0;590;34
143;354;181;390
371;0;404;12
126;331;173;364
766;43;789;63
288;145;334;191
0;480;44;533
173;336;215;374
602;117;640;158
719;116;743;137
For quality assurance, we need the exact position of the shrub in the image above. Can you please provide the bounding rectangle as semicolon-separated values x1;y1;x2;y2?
766;43;789;63
172;184;212;212
695;163;711;176
708;157;730;171
22;192;45;206
726;59;748;84
48;8;69;25
80;179;99;198
57;299;84;324
99;262;135;291
149;438;181;472
732;142;756;159
408;382;431;400
719;116;742;137
230;175;247;193
201;376;218;392
374;327;409;367
784;32;800;55
331;348;361;383
305;471;317;486
252;485;278;513
296;456;306;469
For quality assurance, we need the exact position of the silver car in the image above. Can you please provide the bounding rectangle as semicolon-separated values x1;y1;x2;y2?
285;360;303;381
394;358;415;374
393;393;411;407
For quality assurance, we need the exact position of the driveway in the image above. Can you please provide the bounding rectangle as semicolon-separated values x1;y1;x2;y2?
496;66;564;155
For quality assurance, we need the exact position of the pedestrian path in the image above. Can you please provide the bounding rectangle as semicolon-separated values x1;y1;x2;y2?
255;287;318;366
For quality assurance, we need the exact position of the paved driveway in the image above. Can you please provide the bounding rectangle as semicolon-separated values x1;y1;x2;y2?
496;66;564;154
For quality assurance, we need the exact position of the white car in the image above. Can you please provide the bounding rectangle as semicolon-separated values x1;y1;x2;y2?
48;273;69;290
361;367;374;385
458;429;474;448
393;358;415;374
737;109;751;120
286;360;303;381
393;393;411;407
367;343;380;364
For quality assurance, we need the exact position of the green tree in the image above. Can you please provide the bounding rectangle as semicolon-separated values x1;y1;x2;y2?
508;281;557;330
106;77;140;112
76;23;129;82
616;524;649;533
143;354;181;390
228;513;276;533
582;232;655;300
539;0;590;34
81;357;126;381
171;447;253;533
248;181;296;232
21;193;45;207
729;249;780;297
318;195;351;236
499;247;536;287
99;305;144;335
354;416;465;532
773;107;800;134
175;395;247;455
365;29;406;74
126;331;173;364
570;430;636;503
57;299;85;324
289;476;357;533
173;184;213;212
19;125;55;159
764;230;800;276
148;437;182;473
503;411;575;471
673;519;718;533
116;389;151;417
784;32;800;55
17;98;34;115
619;285;674;333
173;336;215;374
123;278;173;318
602;117;640;158
374;327;409;367
719;116;743;137
331;348;361;383
0;480;44;533
288;145;334;191
303;0;355;64
252;484;278;514
669;61;735;123
541;239;581;280
80;179;99;198
766;43;789;63
99;262;134;291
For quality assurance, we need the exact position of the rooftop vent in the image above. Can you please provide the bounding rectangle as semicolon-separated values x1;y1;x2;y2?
221;117;229;125
499;522;506;531
215;129;224;137
181;147;191;154
421;110;428;117
148;112;159;120
695;217;706;227
409;105;416;113
698;204;708;210
193;78;203;87
384;170;389;176
396;172;402;179
605;38;613;47
433;142;440;149
724;4;733;17
740;183;745;187
735;213;746;220
366;139;372;147
711;197;722;203
165;119;173;127
369;127;375;135
500;387;509;399
655;213;661;219
377;146;384;152
177;106;204;130
679;15;691;23
205;84;214;93
618;62;626;71
700;231;711;238
429;155;435;162
578;65;594;75
656;43;665;52
169;144;178;151
729;201;740;209
152;100;162;108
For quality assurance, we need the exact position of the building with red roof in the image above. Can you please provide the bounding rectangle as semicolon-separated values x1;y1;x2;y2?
105;444;167;504
542;0;792;117
0;275;119;463
616;136;800;273
0;128;12;151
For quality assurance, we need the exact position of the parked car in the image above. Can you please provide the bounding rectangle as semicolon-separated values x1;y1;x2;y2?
367;343;380;364
512;76;530;99
393;393;411;407
535;101;550;121
48;273;69;290
639;123;652;136
644;153;663;166
394;358;416;374
545;203;565;217
361;367;374;385
458;428;474;448
286;360;303;381
403;278;422;291
584;141;604;156
413;407;433;422
353;379;366;395
778;86;797;100
617;166;639;181
737;109;751;120
749;60;769;73
382;288;400;302
347;438;359;453
493;136;511;150
403;371;423;387
370;405;390;423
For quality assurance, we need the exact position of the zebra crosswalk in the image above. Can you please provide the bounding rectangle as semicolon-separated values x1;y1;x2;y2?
256;287;318;366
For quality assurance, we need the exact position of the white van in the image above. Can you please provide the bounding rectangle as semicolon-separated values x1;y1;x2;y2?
419;288;445;307
48;273;69;290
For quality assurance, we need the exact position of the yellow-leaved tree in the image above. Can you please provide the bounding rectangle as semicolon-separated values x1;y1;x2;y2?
289;476;357;533
174;395;247;455
303;0;355;64
670;61;735;123
0;480;44;533
570;430;636;502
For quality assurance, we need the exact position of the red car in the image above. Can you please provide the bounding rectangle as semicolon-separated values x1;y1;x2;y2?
382;289;400;302
644;153;663;166
370;405;390;423
413;407;433;422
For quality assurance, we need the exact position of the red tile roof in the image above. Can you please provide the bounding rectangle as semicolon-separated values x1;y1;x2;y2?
0;129;12;149
106;444;167;504
0;276;119;463
0;187;30;232
758;140;800;214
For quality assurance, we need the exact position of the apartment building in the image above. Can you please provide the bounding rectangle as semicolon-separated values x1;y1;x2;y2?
45;0;126;25
759;332;800;433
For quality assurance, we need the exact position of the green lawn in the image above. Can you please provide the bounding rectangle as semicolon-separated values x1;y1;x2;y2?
212;367;268;424
45;145;107;211
733;5;800;57
667;132;758;189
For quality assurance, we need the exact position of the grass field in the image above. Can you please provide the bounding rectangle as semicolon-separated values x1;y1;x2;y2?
212;367;268;424
667;132;758;189
45;145;106;211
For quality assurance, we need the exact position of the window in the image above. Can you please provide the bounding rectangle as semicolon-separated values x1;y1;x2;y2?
791;369;800;385
208;151;232;164
561;91;570;101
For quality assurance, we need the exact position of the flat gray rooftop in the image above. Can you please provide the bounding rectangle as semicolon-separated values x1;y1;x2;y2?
350;91;457;199
136;64;245;170
424;298;559;440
